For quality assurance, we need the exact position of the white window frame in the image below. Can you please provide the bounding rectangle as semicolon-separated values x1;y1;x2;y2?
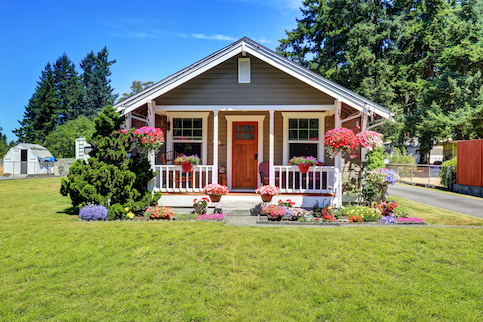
282;112;325;164
166;112;209;164
238;58;251;83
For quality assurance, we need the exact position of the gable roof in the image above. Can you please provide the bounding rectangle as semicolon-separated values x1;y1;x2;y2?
12;143;53;158
114;37;394;121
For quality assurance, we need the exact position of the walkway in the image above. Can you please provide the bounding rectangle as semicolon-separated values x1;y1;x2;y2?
388;184;483;218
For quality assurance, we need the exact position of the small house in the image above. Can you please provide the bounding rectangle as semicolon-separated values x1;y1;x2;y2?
113;37;394;208
3;143;55;176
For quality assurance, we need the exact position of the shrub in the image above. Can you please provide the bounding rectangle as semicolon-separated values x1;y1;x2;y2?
79;204;108;221
440;157;457;188
364;147;385;171
108;203;126;221
386;147;416;177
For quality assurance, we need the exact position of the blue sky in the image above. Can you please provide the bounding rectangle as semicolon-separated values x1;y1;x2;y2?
0;0;302;142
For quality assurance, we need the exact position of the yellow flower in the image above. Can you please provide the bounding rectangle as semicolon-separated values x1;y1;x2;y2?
127;212;135;219
125;207;130;212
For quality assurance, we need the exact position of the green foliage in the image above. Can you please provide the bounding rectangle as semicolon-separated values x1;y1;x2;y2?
43;116;94;158
53;53;83;124
386;147;416;165
118;80;153;103
108;203;126;220
364;147;385;171
60;106;156;212
0;124;14;158
440;157;458;188
278;0;483;154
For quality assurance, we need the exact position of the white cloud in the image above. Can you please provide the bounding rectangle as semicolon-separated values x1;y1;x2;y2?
191;33;238;41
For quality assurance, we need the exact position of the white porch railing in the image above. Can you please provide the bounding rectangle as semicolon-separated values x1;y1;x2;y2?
274;165;340;194
155;165;215;193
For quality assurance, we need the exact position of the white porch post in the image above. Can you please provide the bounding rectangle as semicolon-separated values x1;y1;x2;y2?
147;100;156;191
334;100;342;206
361;113;369;161
212;111;219;184
125;112;132;130
269;110;275;186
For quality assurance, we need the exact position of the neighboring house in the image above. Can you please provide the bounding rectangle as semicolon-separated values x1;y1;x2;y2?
3;143;55;175
385;139;444;164
113;37;394;207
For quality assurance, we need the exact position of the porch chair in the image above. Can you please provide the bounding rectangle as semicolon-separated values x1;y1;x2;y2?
160;151;180;165
258;162;279;186
160;151;194;189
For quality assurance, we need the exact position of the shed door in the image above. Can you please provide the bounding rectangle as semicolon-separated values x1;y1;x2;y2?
232;122;258;188
20;150;27;174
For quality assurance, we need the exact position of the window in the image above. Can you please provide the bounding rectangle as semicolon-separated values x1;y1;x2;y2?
290;143;318;159
238;58;250;83
174;143;202;158
172;118;202;140
288;118;319;141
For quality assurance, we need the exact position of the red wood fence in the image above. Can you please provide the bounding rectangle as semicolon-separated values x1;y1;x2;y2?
457;139;483;187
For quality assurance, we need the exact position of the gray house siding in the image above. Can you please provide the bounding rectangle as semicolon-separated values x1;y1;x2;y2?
155;54;334;106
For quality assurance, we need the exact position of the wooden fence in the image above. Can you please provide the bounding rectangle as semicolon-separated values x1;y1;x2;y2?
457;139;483;187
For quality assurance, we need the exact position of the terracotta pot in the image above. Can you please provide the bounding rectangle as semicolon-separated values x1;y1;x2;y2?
298;163;310;173
209;194;221;202
181;161;192;173
261;194;273;202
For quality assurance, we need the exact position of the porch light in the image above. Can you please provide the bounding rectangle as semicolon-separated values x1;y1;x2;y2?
166;121;171;131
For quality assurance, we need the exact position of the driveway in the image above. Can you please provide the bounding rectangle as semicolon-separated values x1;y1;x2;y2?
388;184;483;218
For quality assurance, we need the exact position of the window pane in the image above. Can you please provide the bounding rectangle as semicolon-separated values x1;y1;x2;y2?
299;119;308;129
193;119;202;128
174;143;202;160
250;125;254;132
309;119;319;129
173;118;182;128
250;132;254;140
310;130;318;140
289;119;298;129
289;130;298;140
299;130;308;140
236;133;240;139
183;129;192;137
290;143;318;160
236;125;240;132
173;129;182;138
193;130;202;138
183;119;192;128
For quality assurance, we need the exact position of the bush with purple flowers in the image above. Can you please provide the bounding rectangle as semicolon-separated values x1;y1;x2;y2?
79;204;108;221
379;216;395;224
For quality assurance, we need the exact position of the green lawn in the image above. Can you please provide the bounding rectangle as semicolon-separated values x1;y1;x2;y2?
1;178;482;321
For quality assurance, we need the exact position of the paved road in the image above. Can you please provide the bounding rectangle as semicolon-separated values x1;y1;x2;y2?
388;184;483;218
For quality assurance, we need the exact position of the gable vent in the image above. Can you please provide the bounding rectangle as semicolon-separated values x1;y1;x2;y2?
238;58;251;83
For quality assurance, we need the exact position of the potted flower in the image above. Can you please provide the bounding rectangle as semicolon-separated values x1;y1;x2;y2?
355;131;384;151
324;127;358;158
144;206;174;220
367;168;399;202
193;197;210;215
175;154;200;172
255;185;280;202
277;199;295;207
133;126;165;155
260;204;287;221
202;183;229;202
288;156;317;173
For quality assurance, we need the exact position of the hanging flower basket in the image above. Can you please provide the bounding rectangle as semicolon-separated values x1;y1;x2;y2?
297;163;311;173
133;126;165;155
324;127;358;158
181;161;192;173
355;131;384;151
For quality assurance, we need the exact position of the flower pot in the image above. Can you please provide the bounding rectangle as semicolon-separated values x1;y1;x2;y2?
181;161;192;173
298;163;310;173
209;195;221;202
267;214;282;221
261;194;273;202
378;183;389;203
193;205;206;215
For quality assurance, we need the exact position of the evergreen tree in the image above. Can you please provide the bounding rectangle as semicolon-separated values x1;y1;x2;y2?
60;106;158;212
53;53;83;123
0;124;12;158
13;63;58;143
80;47;117;119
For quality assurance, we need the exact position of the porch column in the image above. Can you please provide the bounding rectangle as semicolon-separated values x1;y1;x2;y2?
334;100;342;207
269;110;275;186
125;112;132;130
212;111;219;184
361;114;369;161
147;100;156;191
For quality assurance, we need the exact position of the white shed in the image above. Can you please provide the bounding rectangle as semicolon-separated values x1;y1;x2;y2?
3;143;55;175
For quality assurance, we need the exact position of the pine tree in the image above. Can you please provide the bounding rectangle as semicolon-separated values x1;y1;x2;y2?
60;106;158;212
13;63;58;143
53;53;83;124
80;47;117;119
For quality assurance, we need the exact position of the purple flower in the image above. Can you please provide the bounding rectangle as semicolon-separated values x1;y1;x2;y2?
379;216;395;224
79;204;108;221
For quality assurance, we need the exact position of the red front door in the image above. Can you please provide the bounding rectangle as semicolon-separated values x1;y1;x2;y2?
232;122;258;188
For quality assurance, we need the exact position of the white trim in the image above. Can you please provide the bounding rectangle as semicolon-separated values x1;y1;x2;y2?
212;111;219;184
238;58;251;83
269;111;275;186
165;112;210;164
154;104;334;112
281;112;326;164
225;115;265;190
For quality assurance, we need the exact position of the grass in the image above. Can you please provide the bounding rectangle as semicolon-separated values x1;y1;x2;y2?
1;178;482;321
